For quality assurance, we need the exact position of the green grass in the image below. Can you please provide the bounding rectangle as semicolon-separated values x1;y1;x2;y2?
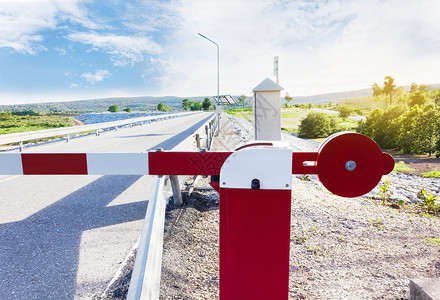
421;171;440;178
0;114;75;135
281;109;306;119
337;117;359;131
281;127;298;134
393;161;416;173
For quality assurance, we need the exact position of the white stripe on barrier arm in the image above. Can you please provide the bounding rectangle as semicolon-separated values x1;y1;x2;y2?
86;153;149;175
0;153;23;175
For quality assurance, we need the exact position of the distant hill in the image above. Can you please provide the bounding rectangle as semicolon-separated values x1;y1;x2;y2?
1;84;439;113
291;84;440;105
0;96;210;113
293;88;373;104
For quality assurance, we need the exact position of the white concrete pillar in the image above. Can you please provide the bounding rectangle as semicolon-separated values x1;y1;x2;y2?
252;78;284;141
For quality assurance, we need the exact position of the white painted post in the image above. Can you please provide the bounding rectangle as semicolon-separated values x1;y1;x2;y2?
252;78;284;141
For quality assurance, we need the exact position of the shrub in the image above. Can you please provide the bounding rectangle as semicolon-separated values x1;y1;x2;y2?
399;104;440;155
12;110;39;116
357;106;406;149
408;91;428;107
108;105;119;112
338;104;354;118
298;112;338;138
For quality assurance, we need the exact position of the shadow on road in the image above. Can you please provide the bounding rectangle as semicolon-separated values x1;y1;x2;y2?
0;175;147;300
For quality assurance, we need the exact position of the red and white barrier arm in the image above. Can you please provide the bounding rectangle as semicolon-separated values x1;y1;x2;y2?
0;153;150;175
0;151;319;176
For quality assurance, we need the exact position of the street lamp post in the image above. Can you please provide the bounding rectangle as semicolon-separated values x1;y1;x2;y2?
198;33;220;132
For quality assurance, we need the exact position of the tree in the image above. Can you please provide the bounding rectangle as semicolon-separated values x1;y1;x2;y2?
417;103;440;156
399;105;432;154
383;76;396;105
284;92;293;107
338;104;353;119
418;84;431;93
202;98;212;110
372;82;383;97
409;82;418;94
357;106;406;149
430;89;440;105
108;105;119;113
238;95;247;109
190;101;202;111
393;86;406;104
182;99;190;111
157;102;168;111
408;91;428;107
123;107;132;112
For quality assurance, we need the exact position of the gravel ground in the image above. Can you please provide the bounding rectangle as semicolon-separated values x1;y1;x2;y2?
103;113;440;299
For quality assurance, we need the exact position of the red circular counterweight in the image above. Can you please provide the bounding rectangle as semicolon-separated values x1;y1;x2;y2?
317;132;395;198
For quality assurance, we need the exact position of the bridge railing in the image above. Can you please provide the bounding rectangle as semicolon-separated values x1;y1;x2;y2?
0;111;203;151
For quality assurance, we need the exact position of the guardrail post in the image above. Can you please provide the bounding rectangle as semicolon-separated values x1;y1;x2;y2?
195;134;201;150
115;126;118;132
66;134;70;142
205;125;209;149
170;175;183;206
95;129;99;136
19;141;24;152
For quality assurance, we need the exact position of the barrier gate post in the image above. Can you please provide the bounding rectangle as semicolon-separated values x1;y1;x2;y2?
218;145;292;299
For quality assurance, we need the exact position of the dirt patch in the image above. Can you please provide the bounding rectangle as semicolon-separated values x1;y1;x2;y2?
160;187;220;299
385;149;440;176
71;117;84;126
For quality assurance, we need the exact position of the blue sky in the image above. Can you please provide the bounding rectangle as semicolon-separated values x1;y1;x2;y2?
0;0;439;105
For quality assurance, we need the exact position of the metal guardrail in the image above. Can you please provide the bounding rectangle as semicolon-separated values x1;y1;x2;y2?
0;111;202;150
126;175;168;300
127;113;219;300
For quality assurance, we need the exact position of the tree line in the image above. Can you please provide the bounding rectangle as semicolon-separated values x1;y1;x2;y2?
358;77;440;156
298;76;440;157
181;98;214;111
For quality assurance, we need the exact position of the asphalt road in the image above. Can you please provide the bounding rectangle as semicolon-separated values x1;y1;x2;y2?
0;112;214;300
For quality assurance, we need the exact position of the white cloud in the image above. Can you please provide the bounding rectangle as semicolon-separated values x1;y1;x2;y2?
154;0;440;97
54;47;67;55
0;0;98;54
67;31;163;66
81;69;111;85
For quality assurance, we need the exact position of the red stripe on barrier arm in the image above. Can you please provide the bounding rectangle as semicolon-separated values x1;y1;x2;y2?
148;151;232;176
21;153;88;175
292;152;318;174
